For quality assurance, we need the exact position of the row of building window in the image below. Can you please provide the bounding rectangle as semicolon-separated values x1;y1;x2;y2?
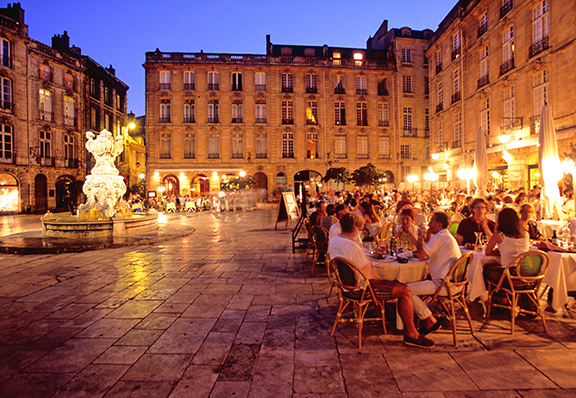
0;124;77;164
435;0;548;86
157;132;400;161
158;70;391;96
157;99;410;128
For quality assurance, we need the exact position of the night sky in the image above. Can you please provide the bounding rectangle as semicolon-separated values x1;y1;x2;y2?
21;0;456;116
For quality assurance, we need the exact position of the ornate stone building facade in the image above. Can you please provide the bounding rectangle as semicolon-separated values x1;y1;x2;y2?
427;0;576;191
0;3;129;213
144;25;432;200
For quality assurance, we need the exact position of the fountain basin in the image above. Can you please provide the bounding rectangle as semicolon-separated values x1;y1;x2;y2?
42;213;159;239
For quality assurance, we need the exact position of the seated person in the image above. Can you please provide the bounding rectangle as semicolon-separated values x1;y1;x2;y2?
406;212;461;336
329;213;434;348
320;204;338;231
309;201;326;226
483;207;529;282
393;207;421;250
329;204;351;242
519;203;544;241
456;198;495;248
360;201;382;239
460;196;473;218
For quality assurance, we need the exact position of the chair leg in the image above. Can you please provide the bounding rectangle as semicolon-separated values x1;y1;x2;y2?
331;300;348;336
380;302;387;335
460;297;475;335
533;293;549;334
510;293;518;335
357;303;368;349
448;298;458;346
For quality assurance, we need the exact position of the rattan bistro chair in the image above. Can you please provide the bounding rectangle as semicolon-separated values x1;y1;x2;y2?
448;221;460;237
486;250;550;334
423;252;475;346
329;257;392;349
310;225;329;274
304;218;316;264
375;222;392;246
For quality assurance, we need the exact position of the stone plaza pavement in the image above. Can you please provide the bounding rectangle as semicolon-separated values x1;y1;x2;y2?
0;205;576;397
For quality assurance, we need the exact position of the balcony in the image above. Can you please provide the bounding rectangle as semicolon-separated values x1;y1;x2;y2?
207;83;219;91
282;152;295;159
207;116;219;123
334;86;346;94
183;83;195;91
451;91;461;104
436;103;443;113
306;119;318;125
231;117;243;123
530;115;541;135
255;153;267;159
500;0;513;19
255;84;266;92
357;120;368;127
477;24;488;38
306;87;317;93
281;86;293;93
208;153;219;159
436;63;443;75
500;58;515;76
378;88;389;96
66;158;79;168
379;154;391;160
255;117;267;123
403;128;417;137
335;120;346;126
529;36;549;58
477;75;489;89
159;116;171;123
356;89;367;95
451;48;461;61
378;120;390;127
357;153;369;159
183;116;195;123
159;83;171;91
231;85;242;91
64;116;76;126
436;142;448;152
40;156;55;167
232;153;243;159
39;110;53;122
282;118;294;125
452;140;462;148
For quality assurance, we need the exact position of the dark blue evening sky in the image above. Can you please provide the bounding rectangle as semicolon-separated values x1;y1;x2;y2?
21;0;455;116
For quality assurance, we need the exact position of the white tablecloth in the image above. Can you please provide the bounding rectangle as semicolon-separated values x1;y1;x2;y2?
369;254;428;329
464;247;576;312
537;220;567;239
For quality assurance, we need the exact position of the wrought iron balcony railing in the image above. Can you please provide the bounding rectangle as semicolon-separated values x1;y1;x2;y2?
529;36;549;58
500;58;515;76
477;75;489;89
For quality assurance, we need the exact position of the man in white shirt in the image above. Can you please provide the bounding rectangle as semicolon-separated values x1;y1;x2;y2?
329;213;434;348
328;204;349;241
407;212;461;335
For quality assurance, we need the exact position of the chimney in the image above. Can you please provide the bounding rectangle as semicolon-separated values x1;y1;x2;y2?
52;30;70;51
106;65;115;76
0;2;24;24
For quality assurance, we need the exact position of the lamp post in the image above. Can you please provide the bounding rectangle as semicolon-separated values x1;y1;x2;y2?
407;174;418;194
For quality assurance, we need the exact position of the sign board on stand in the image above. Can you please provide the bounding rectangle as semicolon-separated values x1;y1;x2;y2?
275;192;300;229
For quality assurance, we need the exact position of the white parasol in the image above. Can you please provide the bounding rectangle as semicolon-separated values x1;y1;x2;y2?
474;128;488;198
538;104;564;220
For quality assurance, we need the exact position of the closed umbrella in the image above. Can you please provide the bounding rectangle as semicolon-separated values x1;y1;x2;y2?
538;104;564;220
474;128;488;198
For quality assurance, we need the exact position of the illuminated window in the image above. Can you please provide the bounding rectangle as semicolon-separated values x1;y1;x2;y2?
63;96;75;126
333;52;341;66
39;89;52;121
306;101;317;125
306;132;318;159
353;52;363;66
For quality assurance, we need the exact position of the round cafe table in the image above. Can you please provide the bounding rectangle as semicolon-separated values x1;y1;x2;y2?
367;251;429;329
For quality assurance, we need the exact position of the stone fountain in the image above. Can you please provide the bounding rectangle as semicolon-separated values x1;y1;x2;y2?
42;129;158;238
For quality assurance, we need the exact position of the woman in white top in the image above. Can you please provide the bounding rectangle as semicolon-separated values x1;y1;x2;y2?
393;207;422;250
483;207;529;282
360;201;382;238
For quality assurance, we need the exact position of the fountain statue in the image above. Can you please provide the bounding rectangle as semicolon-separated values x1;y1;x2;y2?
77;129;132;220
41;128;158;239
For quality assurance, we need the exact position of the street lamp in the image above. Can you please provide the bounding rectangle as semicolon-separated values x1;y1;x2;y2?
407;174;418;194
239;170;246;178
424;167;438;191
458;168;475;195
